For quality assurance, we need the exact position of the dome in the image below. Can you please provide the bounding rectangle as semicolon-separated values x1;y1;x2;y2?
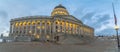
51;4;69;16
54;4;66;9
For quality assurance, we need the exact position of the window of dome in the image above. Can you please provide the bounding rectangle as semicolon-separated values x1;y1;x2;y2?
60;11;62;13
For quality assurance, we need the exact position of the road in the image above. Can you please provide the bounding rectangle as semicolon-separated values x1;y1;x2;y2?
0;39;118;52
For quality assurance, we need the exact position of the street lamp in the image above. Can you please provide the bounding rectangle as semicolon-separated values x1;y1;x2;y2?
114;25;120;47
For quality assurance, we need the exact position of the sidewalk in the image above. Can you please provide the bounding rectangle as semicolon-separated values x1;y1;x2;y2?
103;40;118;52
0;39;118;52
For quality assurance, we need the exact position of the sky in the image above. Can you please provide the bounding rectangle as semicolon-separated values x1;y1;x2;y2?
0;0;120;36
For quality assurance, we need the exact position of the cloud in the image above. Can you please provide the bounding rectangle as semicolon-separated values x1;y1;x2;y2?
0;10;9;36
0;10;8;25
79;11;115;35
72;4;115;36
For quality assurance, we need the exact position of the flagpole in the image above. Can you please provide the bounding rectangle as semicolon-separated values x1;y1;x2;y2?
112;2;120;48
116;28;119;47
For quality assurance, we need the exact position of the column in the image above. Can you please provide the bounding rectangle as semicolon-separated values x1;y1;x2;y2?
17;23;19;36
52;20;55;41
64;21;66;33
30;21;32;37
35;21;37;36
77;26;79;35
73;24;75;34
45;21;47;35
45;21;47;41
13;23;16;36
49;21;52;36
25;22;28;36
79;26;80;35
79;25;81;35
10;23;12;34
60;20;62;32
81;26;83;35
58;20;60;32
68;22;70;34
72;23;74;34
21;22;23;36
40;22;42;37
53;20;56;33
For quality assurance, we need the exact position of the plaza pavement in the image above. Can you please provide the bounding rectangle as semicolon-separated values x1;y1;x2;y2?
0;39;118;52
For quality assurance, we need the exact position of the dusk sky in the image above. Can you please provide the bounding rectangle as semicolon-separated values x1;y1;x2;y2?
0;0;120;36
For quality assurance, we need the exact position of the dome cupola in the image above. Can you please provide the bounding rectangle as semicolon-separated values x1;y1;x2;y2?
54;4;66;9
51;4;69;16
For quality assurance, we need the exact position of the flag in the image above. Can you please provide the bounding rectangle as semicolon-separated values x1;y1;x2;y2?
112;3;117;25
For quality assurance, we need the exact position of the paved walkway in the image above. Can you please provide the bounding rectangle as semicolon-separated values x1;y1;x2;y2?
0;39;118;52
104;40;118;52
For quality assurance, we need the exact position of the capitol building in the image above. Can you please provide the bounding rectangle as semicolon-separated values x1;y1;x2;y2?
9;4;94;44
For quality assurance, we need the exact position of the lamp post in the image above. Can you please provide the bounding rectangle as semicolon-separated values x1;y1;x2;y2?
115;25;120;47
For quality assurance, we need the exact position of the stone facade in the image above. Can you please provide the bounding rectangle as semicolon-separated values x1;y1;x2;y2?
9;4;94;44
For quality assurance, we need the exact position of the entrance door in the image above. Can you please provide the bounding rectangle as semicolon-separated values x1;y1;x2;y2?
54;36;59;41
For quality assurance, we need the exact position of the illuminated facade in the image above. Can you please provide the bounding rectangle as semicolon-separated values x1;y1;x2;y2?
9;4;94;43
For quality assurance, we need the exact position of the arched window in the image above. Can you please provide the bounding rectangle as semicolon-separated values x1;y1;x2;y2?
32;21;35;25
27;22;31;26
23;22;26;26
56;22;58;24
56;26;58;29
47;22;49;25
19;22;22;26
37;22;40;25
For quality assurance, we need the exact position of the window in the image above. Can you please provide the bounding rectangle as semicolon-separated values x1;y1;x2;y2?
56;22;58;24
51;30;52;33
24;27;26;29
19;22;22;26
37;26;41;29
15;23;18;27
33;23;35;25
60;23;62;25
32;26;35;29
47;23;50;25
16;31;18;33
27;22;31;25
56;26;58;29
57;30;60;32
42;23;45;25
37;22;40;25
23;31;25;34
42;26;45;29
60;26;62;29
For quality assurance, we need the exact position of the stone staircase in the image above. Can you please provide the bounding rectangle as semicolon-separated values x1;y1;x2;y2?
57;34;94;44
